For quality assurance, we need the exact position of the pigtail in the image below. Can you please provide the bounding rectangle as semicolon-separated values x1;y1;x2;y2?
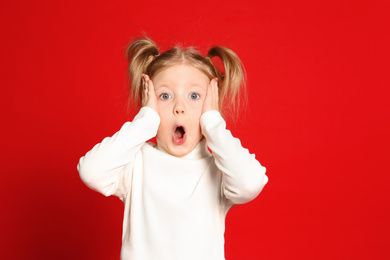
126;37;160;108
207;46;246;121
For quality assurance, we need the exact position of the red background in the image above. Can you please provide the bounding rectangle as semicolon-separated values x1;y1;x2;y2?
1;0;389;259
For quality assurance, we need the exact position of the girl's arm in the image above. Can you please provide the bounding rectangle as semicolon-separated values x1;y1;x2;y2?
201;79;267;205
77;106;160;200
201;110;268;205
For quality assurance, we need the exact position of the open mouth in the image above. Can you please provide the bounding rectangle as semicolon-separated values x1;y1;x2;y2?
173;125;186;144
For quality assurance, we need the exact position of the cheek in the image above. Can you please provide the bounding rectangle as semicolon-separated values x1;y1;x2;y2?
156;121;171;145
157;102;170;119
189;100;204;114
158;115;171;133
188;105;203;136
156;107;171;134
189;101;204;120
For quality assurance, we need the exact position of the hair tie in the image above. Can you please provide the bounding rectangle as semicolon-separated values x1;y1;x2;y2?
147;53;159;62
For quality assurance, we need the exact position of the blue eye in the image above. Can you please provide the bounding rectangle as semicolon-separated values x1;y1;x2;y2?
160;93;171;100
189;93;200;100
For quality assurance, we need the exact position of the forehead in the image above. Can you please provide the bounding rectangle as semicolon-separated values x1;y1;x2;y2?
152;64;209;90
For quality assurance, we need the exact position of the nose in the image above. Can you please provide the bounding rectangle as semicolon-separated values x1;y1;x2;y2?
173;99;185;116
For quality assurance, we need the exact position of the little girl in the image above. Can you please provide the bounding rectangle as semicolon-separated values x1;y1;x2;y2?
78;36;268;260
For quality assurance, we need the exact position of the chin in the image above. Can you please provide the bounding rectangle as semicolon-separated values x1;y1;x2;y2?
164;140;199;157
157;136;199;158
167;146;192;157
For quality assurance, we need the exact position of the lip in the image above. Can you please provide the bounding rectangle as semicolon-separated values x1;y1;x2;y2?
172;125;187;145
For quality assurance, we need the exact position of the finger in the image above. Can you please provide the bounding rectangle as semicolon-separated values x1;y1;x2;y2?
143;74;150;82
208;78;216;88
205;83;213;101
208;79;217;99
207;78;215;94
209;78;218;94
212;78;219;110
146;79;155;97
213;79;219;96
143;74;150;89
141;74;150;106
210;77;218;85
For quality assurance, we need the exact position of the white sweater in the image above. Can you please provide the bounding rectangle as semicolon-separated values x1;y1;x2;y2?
78;107;268;260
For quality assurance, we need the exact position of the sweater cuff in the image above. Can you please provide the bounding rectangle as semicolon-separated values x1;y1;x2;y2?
136;106;160;122
200;110;224;130
133;106;161;134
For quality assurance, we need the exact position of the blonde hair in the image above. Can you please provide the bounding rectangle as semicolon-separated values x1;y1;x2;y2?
126;36;246;120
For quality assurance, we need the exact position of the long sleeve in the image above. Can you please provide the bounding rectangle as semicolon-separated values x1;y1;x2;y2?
200;110;268;205
77;106;160;200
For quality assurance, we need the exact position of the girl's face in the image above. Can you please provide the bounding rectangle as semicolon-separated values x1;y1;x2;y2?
152;64;209;157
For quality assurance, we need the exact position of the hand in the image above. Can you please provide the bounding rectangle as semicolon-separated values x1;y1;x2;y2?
202;78;219;114
141;74;158;113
